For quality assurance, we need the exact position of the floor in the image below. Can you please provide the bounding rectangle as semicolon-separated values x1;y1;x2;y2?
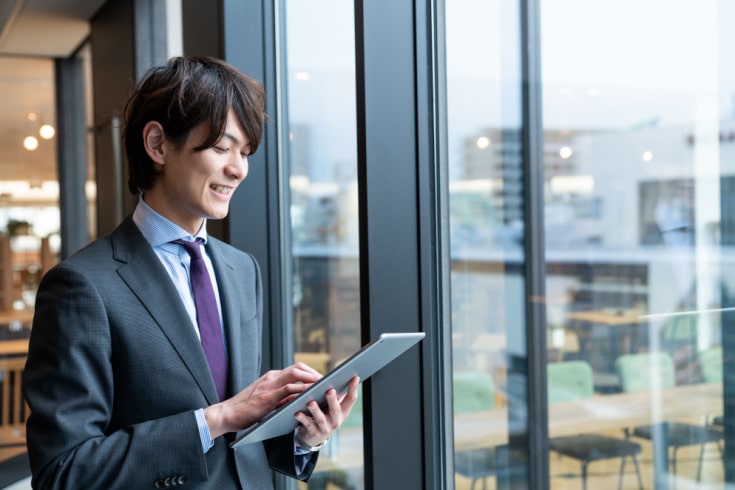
0;436;727;489
455;435;726;490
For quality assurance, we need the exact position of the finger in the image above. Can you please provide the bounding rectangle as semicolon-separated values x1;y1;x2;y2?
340;377;360;408
306;399;330;427
290;362;324;379
295;405;327;437
323;388;343;421
276;381;312;402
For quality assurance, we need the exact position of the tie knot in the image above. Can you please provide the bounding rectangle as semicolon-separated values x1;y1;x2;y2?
172;238;204;259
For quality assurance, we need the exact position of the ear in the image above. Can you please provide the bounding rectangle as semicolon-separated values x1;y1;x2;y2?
142;121;167;165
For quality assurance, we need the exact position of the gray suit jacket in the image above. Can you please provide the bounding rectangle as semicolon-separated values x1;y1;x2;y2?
23;216;317;489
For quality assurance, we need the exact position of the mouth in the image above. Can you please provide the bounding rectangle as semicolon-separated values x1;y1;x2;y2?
210;183;234;195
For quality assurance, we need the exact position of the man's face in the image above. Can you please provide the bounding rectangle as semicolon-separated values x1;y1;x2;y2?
147;109;251;234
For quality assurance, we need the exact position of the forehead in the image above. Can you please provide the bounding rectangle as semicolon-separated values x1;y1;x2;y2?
222;110;250;145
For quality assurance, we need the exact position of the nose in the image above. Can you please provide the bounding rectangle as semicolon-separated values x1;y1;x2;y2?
227;154;249;181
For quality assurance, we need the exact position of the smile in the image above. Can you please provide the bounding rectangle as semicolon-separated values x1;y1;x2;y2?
210;184;234;194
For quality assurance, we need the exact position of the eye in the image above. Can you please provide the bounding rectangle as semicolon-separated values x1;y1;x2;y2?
213;146;228;154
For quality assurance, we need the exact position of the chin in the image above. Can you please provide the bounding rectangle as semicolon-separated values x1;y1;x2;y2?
208;208;230;220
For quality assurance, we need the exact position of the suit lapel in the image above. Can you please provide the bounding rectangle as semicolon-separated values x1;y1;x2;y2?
111;217;220;404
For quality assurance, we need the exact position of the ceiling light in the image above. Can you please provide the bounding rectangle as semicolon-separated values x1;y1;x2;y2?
476;136;491;149
559;146;573;159
27;112;37;121
23;136;39;151
39;124;55;139
642;151;653;162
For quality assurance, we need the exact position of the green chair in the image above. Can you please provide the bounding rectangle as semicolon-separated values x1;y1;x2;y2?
615;351;723;485
699;345;722;383
547;360;643;490
453;371;497;490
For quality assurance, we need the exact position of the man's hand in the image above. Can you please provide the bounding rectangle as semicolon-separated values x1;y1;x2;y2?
294;375;360;448
204;362;323;439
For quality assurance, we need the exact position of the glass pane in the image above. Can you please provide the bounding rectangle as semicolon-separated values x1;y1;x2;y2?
446;1;527;488
0;56;59;466
280;2;363;488
542;1;728;488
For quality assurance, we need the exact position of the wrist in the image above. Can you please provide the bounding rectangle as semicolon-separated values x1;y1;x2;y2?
203;403;228;439
295;430;330;452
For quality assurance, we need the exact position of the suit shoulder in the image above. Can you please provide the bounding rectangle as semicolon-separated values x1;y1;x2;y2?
208;237;258;265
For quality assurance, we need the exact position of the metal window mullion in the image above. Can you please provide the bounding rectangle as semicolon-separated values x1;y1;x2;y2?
520;0;549;489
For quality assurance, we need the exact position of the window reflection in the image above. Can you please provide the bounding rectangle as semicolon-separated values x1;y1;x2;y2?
542;1;729;487
446;1;526;488
281;1;363;488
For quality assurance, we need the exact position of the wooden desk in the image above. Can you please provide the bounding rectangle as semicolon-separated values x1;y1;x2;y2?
314;382;723;486
567;309;645;326
0;309;34;327
0;339;29;356
457;382;721;448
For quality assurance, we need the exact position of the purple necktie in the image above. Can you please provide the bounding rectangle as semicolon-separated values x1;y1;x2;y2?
174;238;227;401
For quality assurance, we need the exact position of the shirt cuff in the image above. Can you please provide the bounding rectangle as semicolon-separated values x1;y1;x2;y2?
195;408;214;453
294;431;312;455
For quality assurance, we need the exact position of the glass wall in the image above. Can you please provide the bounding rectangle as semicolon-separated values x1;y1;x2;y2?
0;55;59;470
541;1;728;488
445;1;527;488
280;1;363;488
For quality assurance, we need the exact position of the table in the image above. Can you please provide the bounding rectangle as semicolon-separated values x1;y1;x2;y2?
0;309;34;328
0;339;29;356
317;382;723;488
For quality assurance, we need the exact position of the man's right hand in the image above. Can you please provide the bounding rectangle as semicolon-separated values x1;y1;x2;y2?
203;362;323;439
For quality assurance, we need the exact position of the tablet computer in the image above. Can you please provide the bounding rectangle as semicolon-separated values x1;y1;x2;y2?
230;331;425;448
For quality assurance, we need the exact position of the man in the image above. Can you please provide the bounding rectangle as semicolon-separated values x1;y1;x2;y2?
23;56;359;489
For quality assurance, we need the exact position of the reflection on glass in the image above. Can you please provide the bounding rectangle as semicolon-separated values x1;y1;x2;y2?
542;1;728;487
281;2;363;488
447;1;525;488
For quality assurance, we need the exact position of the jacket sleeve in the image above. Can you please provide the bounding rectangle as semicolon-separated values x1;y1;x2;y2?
263;432;320;481
23;264;210;490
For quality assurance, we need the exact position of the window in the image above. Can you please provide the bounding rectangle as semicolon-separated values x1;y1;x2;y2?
542;1;730;487
280;1;363;488
446;1;528;488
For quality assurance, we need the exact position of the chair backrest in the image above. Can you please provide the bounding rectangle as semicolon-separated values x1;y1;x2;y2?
0;356;27;430
661;314;697;344
453;371;495;414
615;351;675;393
547;360;595;403
699;345;723;383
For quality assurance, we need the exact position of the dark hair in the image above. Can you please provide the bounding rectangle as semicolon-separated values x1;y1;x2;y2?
122;56;266;194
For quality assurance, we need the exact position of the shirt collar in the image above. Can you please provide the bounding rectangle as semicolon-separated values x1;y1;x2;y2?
132;195;209;247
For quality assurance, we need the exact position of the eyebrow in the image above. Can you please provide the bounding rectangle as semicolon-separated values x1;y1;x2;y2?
221;131;251;150
221;132;241;145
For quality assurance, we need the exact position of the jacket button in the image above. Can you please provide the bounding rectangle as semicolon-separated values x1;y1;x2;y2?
154;480;165;488
164;477;172;486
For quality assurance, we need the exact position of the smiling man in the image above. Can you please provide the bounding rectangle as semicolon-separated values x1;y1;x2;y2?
23;56;359;490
